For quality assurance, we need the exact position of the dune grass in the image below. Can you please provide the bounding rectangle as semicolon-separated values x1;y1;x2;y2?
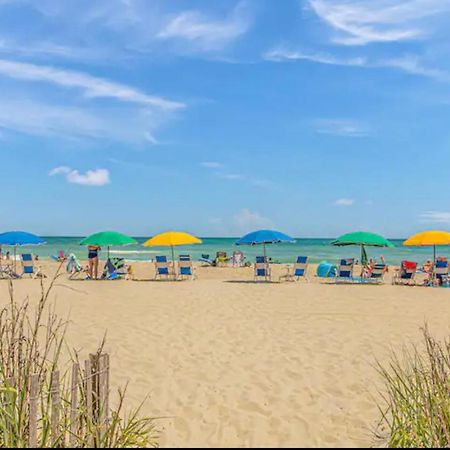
0;272;159;448
376;327;450;448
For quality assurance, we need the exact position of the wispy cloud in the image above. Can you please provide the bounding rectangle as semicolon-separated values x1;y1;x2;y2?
0;59;185;110
201;161;224;169
157;1;251;52
233;208;273;233
315;119;371;137
334;198;355;206
0;98;169;143
50;166;111;186
307;0;450;46
264;47;450;84
420;211;450;224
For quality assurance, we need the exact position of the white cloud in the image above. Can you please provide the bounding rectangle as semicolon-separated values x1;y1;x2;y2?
201;161;224;169
308;0;450;46
67;169;110;186
0;98;170;143
264;47;450;84
233;208;273;233
157;2;251;51
264;48;367;67
0;59;185;110
50;166;110;187
334;198;355;206
315;119;371;137
49;166;71;176
420;211;450;224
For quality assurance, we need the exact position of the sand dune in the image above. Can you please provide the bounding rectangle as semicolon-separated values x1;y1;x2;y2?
1;262;450;447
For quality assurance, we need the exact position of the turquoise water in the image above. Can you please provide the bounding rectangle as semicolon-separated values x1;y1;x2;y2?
1;237;448;265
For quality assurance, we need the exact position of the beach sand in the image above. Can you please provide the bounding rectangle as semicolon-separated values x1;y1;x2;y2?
1;261;450;447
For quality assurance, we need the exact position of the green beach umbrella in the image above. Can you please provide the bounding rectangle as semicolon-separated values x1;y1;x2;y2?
80;231;137;258
331;231;394;274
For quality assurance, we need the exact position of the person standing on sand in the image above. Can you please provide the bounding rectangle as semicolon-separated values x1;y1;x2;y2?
87;245;101;280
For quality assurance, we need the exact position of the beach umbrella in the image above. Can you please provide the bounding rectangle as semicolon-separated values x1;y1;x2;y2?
236;230;296;280
80;231;137;258
144;231;202;278
404;230;450;274
0;231;45;271
331;231;394;274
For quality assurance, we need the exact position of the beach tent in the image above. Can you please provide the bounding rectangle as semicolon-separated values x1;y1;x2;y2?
236;230;296;281
331;231;394;275
80;231;137;258
0;231;45;271
144;231;202;279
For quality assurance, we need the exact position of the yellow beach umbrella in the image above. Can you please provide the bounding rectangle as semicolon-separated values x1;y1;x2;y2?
144;231;202;278
404;230;450;272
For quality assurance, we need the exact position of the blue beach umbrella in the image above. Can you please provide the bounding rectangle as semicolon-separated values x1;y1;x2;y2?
0;231;45;270
236;230;296;279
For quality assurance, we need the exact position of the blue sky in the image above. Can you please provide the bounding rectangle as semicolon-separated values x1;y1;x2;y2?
1;0;450;237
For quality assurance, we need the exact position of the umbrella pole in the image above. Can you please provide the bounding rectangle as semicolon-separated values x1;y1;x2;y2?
171;245;176;280
264;243;268;282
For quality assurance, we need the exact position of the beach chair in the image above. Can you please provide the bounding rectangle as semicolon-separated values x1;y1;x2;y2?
254;256;271;281
103;257;128;280
21;254;45;279
363;264;386;283
280;256;309;282
51;250;67;262
232;251;245;267
434;259;449;285
67;254;88;280
216;252;229;267
178;255;196;280
199;254;214;266
335;259;355;283
392;261;417;286
155;256;172;280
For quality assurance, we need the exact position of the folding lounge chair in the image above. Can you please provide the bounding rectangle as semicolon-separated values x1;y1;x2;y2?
21;254;45;279
434;259;449;286
335;259;356;283
155;256;172;280
392;261;417;285
51;250;67;262
103;257;128;280
199;254;214;266
255;256;271;281
216;252;229;267
178;255;195;280
232;251;245;267
364;264;386;283
280;256;309;282
67;254;88;280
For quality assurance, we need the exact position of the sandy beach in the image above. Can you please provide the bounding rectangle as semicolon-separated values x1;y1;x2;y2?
2;261;450;447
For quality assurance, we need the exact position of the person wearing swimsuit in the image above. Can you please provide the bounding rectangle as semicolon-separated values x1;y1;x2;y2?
87;245;101;279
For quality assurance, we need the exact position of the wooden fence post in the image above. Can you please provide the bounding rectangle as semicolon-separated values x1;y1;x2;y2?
29;374;39;448
51;371;60;446
70;363;79;447
85;358;94;447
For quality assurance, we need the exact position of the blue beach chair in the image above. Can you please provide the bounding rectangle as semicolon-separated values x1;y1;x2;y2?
21;254;45;278
435;259;449;286
155;255;172;280
255;256;271;281
178;255;195;280
199;254;214;266
335;258;355;283
293;256;309;281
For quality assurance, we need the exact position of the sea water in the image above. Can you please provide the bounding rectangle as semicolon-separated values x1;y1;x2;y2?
0;237;447;265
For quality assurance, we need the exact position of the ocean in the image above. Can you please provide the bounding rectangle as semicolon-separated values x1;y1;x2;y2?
0;237;447;265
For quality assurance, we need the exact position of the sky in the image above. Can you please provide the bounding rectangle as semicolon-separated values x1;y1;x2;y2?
1;0;450;237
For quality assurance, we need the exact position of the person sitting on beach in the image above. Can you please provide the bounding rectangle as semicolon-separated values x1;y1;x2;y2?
5;251;10;261
363;258;375;277
87;245;101;280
